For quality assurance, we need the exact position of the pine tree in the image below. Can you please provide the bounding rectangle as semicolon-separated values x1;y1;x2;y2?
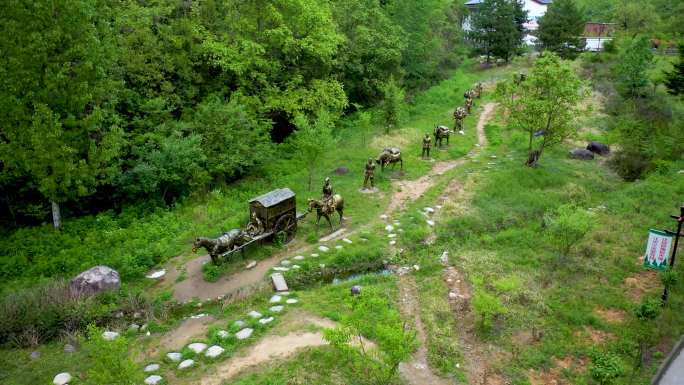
469;0;527;63
537;0;587;59
664;45;684;95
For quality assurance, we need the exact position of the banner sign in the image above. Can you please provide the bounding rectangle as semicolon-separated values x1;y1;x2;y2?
644;229;673;270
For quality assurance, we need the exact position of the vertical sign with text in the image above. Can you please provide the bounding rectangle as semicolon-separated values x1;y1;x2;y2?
644;229;673;270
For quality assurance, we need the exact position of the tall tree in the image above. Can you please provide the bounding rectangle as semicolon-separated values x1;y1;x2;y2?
664;45;684;95
469;0;527;63
615;36;654;99
0;0;125;229
380;78;406;134
537;0;587;59
613;0;661;36
288;111;338;191
496;53;586;166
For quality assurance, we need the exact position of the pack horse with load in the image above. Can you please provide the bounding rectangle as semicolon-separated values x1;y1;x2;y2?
193;188;307;265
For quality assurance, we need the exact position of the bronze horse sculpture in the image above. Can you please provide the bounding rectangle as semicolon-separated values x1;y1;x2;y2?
193;229;252;264
308;194;344;229
434;125;450;147
376;147;403;171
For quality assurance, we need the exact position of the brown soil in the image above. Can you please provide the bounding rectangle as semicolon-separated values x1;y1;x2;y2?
594;307;627;324
397;275;454;385
145;315;218;357
624;270;660;303
575;327;614;346
528;356;587;385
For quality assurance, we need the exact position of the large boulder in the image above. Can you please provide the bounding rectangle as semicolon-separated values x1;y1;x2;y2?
586;141;610;156
70;266;121;297
569;149;595;160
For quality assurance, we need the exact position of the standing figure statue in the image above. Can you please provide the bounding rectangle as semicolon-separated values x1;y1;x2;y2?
464;89;475;100
465;96;473;114
453;107;467;132
322;177;333;208
475;82;483;98
422;133;432;159
363;157;376;189
245;211;264;237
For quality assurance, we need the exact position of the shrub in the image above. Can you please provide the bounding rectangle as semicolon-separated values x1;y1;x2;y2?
83;324;143;385
544;204;595;260
589;351;624;384
472;289;507;332
608;151;651;181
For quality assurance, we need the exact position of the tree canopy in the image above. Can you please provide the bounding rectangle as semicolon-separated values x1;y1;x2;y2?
537;0;587;59
468;0;527;63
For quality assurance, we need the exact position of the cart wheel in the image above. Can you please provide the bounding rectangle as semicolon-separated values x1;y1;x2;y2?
274;213;296;244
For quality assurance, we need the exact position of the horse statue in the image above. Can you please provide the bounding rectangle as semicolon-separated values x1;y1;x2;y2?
308;194;344;229
376;147;403;171
434;125;450;147
192;229;252;265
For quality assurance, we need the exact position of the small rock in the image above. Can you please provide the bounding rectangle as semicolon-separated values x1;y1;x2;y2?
272;267;290;272
236;328;254;340
311;253;319;257
475;143;481;147
319;263;326;268
424;207;435;213
413;265;420;271
569;148;594;160
205;345;225;358
270;295;282;303
342;238;353;244
30;351;41;360
490;155;497;158
53;372;72;385
435;205;442;209
246;261;257;269
334;166;350;175
286;299;298;304
351;285;362;296
102;331;119;341
129;323;140;333
335;245;343;250
318;245;330;252
281;259;291;266
187;342;207;354
190;313;208;319
380;214;388;220
426;220;435;226
166;352;182;362
449;292;458;299
360;238;368;242
293;255;305;260
292;265;301;269
144;363;160;373
385;224;394;232
146;270;166;279
144;375;163;385
217;330;229;339
440;251;449;265
63;344;76;353
259;317;274;325
389;240;396;246
248;310;262;319
178;359;194;370
233;320;246;328
269;305;284;313
388;233;397;238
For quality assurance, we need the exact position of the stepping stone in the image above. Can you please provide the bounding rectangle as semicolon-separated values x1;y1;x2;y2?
269;305;284;313
271;272;289;292
385;225;394;232
292;265;301;269
129;323;140;332
342;238;353;244
236;328;253;340
272;267;290;272
281;291;291;296
144;363;160;373
248;310;262;319
166;352;182;362
389;240;397;246
217;330;229;339
394;221;401;226
318;245;330;252
63;344;76;353
190;313;208;319
319;263;326;268
146;270;166;279
259;317;274;325
145;375;163;385
53;373;72;385
233;320;246;328
335;245;343;250
413;265;420;271
293;255;305;260
388;233;397;238
187;342;207;354
424;207;435;213
270;295;282;303
280;259;291;266
30;351;41;360
426;220;435;226
178;359;194;370
286;299;298;304
398;229;404;233
380;214;388;220
311;253;319;257
102;331;119;341
205;345;225;358
246;261;257;269
435;205;442;209
360;238;368;242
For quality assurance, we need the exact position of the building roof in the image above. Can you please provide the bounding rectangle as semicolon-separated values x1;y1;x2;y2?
249;188;295;208
583;22;615;37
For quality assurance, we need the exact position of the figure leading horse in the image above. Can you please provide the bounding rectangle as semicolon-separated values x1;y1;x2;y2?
308;194;344;229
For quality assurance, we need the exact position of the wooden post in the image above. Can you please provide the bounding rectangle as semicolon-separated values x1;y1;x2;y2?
661;206;684;303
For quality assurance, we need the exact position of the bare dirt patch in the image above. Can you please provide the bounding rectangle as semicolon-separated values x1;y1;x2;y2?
575;327;614;346
146;315;218;357
594;307;627;324
624;270;660;303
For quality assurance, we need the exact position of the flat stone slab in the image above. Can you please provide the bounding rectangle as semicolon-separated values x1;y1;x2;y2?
166;352;182;362
335;245;343;250
380;214;388;220
145;375;163;385
269;305;284;313
259;317;274;325
178;359;194;369
272;267;290;272
342;238;353;244
426;220;435;226
292;265;301;269
53;372;72;385
187;342;207;354
310;253;319;257
233;320;246;328
146;270;166;279
246;261;257;269
271;273;289;292
293;255;305;260
280;259;291;266
248;310;262;319
286;299;298;304
388;233;397;238
144;363;160;372
235;328;253;340
217;330;229;339
205;345;225;358
318;245;330;252
389;240;397;246
190;313;209;319
424;207;435;213
102;331;119;341
270;295;282;303
385;225;394;232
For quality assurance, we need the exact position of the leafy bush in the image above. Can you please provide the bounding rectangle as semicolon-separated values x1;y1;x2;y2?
589;351;624;384
544;204;595;259
83;324;143;385
472;289;507;332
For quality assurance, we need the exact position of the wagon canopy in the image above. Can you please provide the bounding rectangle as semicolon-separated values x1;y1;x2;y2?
249;188;295;208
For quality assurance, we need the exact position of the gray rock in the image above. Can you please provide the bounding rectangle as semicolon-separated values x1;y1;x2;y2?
144;375;163;385
102;331;119;341
248;310;262;318
70;265;121;297
233;320;246;328
53;373;72;385
30;351;41;360
178;359;194;370
586;141;610;156
318;245;330;252
269;295;282;303
146;270;166;279
334;166;349;175
205;345;225;358
269;305;284;313
351;285;362;296
246;261;257;269
129;323;140;333
217;330;229;339
569;148;594;160
144;363;160;373
293;255;305;260
258;317;274;325
440;251;449;266
286;298;298;304
63;344;76;353
166;352;182;362
235;328;253;340
187;342;207;354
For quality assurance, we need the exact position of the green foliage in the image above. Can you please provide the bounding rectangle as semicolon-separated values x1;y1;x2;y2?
379;78;407;133
287;110;338;190
615;36;654;99
664;45;684;95
589;351;625;385
472;289;507;331
537;0;587;59
613;1;661;36
83;324;142;385
468;0;527;63
634;297;661;321
544;204;595;259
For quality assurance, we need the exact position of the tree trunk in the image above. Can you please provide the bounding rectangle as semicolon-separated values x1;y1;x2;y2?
51;200;62;230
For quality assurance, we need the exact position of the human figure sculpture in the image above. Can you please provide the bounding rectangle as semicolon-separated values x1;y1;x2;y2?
465;96;473;114
453;106;467;131
245;211;264;237
422;133;432;159
475;82;483;98
322;177;333;208
464;89;475;100
363;157;375;189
